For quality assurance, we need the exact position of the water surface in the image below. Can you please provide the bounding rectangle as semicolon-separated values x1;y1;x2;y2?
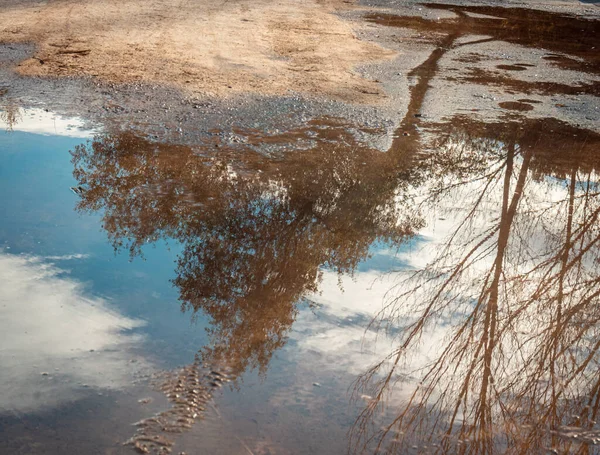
1;4;600;455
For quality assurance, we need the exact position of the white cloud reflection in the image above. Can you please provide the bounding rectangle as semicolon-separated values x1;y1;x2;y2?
287;150;593;399
290;269;399;378
0;252;149;414
0;107;98;138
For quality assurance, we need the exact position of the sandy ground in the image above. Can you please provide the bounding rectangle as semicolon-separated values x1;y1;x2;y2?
0;0;598;148
0;0;395;102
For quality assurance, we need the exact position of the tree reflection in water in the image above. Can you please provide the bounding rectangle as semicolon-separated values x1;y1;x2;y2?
352;118;600;454
70;121;420;378
70;108;600;454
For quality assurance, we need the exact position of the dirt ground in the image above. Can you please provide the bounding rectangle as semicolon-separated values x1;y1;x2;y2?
0;0;598;146
0;0;395;102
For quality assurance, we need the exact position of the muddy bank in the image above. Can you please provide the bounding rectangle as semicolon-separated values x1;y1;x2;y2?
0;41;406;151
0;0;393;102
2;0;599;148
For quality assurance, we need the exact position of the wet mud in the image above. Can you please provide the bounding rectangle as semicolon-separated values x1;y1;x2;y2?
365;4;600;72
127;359;232;454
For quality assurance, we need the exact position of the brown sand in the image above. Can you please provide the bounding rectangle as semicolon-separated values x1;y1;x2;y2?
0;0;395;102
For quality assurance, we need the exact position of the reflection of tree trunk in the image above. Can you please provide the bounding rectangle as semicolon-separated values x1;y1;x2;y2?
389;10;497;160
390;31;461;157
442;138;532;453
475;141;532;451
548;167;576;443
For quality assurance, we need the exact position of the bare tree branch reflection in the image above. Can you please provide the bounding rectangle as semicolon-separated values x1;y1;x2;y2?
352;118;600;455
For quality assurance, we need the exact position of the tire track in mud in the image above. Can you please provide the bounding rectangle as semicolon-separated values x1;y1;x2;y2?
125;357;233;455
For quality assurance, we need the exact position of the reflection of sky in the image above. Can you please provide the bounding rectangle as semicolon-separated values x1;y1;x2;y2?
4;116;594;452
285;142;596;402
0;107;98;138
291;271;446;381
0;251;147;413
355;238;425;273
294;269;398;374
288;247;410;383
0;127;211;419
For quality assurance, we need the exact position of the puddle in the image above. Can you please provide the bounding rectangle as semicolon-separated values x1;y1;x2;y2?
0;106;98;137
3;113;599;454
497;100;534;111
365;4;600;73
0;120;412;454
1;3;599;455
352;116;600;454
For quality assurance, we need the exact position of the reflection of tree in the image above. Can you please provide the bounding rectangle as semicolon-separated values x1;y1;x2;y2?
352;118;600;454
71;123;420;377
0;98;22;132
67;4;600;452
